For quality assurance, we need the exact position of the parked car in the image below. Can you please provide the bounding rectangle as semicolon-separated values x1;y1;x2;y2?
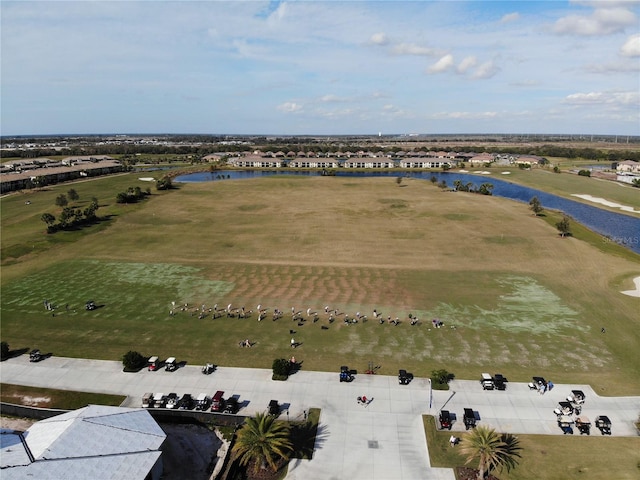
340;365;354;382
463;408;476;430
481;373;494;390
493;374;507;390
595;415;612;435
29;349;42;362
398;369;413;385
195;393;210;411
147;356;160;371
211;390;225;412
438;410;452;430
268;399;280;416
224;397;239;414
178;394;194;410
165;357;177;372
165;393;179;409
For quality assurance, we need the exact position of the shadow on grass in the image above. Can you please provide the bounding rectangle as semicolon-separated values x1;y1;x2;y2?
290;408;326;460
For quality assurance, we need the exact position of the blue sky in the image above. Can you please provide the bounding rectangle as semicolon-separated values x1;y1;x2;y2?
1;0;639;135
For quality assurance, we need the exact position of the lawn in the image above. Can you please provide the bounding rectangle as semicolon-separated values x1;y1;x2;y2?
0;383;125;410
1;173;639;395
424;415;640;480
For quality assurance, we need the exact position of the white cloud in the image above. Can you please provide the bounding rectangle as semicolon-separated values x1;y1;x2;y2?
620;33;640;57
392;43;439;56
471;61;501;80
433;111;498;119
369;32;389;46
277;102;303;113
428;54;454;73
500;12;520;23
457;56;477;74
553;6;637;36
564;91;639;106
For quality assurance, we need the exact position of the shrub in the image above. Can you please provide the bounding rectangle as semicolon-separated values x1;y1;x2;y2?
122;350;146;372
431;368;454;390
272;358;291;380
578;169;591;177
1;341;9;360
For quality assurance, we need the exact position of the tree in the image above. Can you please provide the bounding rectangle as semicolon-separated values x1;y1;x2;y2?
556;215;571;237
41;212;56;226
478;183;494;195
459;425;521;480
55;194;68;207
529;196;544;216
233;412;293;474
272;358;291;380
67;188;79;201
122;350;146;371
156;175;173;190
396;176;403;187
1;341;9;360
430;369;453;389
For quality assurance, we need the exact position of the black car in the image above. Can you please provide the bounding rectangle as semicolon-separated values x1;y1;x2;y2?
178;394;194;410
439;410;452;430
463;408;476;430
224;397;239;414
493;374;507;390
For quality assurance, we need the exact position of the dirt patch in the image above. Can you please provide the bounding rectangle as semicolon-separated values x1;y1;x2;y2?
160;423;228;480
0;416;37;432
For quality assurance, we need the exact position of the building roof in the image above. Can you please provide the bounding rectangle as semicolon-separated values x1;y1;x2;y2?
1;405;165;480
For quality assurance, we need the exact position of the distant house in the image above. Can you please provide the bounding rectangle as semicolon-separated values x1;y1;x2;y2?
398;159;452;169
468;154;494;166
288;158;339;168
616;160;640;174
515;155;543;166
343;158;395;168
228;155;283;168
0;405;166;480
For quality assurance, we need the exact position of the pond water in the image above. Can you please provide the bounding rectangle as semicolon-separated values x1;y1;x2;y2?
175;170;640;254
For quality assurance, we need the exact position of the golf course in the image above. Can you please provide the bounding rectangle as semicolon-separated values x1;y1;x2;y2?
1;168;639;395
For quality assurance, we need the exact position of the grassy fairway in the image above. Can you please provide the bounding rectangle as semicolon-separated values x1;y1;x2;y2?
1;174;639;394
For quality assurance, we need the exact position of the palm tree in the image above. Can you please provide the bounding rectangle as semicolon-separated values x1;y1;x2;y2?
233;412;293;475
459;425;521;479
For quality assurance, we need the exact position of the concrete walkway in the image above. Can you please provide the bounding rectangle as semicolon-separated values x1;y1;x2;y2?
2;355;639;479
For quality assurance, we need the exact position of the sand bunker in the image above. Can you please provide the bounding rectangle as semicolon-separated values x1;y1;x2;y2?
571;194;640;214
501;171;511;175
620;276;640;298
138;177;155;182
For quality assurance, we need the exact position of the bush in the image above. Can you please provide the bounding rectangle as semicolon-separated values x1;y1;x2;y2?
578;169;591;177
431;369;454;390
1;341;9;360
272;358;291;380
122;350;146;372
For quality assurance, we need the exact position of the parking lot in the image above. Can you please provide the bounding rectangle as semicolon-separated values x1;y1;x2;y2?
1;356;639;479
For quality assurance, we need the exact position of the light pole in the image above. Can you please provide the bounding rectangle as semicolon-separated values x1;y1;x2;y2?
286;410;289;423
428;378;433;411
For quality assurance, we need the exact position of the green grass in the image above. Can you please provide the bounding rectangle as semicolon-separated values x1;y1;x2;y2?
1;383;125;410
1;174;639;395
424;415;640;480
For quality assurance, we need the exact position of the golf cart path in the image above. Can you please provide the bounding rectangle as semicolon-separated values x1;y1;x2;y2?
2;356;639;480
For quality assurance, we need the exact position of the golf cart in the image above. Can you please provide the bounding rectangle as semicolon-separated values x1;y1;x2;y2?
438;410;452;430
340;365;354;382
575;416;591;435
178;394;194;410
558;401;574;416
557;415;574;434
165;393;179;409
29;349;43;362
165;357;177;372
595;415;612;435
398;369;413;385
493;373;507;390
568;390;585;405
268;399;280;416
85;300;96;311
463;408;476;430
224;397;239;414
202;363;215;375
529;376;547;392
147;356;160;371
142;392;153;408
481;373;494;390
195;393;210;411
153;393;167;408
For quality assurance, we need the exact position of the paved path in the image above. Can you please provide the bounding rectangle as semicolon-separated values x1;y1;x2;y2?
2;356;639;479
